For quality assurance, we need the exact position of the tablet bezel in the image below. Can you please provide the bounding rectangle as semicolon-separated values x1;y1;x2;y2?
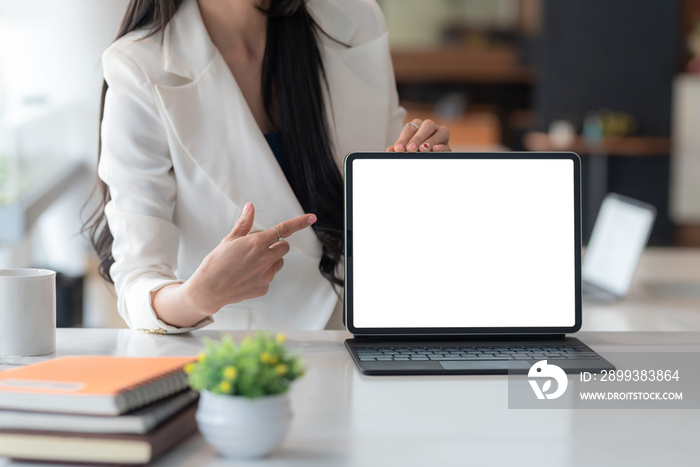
344;151;582;336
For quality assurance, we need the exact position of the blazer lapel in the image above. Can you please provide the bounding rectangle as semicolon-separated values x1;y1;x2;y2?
154;0;321;259
321;32;396;159
308;0;396;158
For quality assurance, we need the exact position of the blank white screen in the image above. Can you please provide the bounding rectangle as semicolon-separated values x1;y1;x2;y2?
582;196;655;296
351;158;576;329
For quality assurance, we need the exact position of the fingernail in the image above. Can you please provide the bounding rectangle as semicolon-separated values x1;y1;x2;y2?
421;142;430;151
407;142;417;151
433;145;442;151
308;214;317;224
243;202;252;213
395;143;405;152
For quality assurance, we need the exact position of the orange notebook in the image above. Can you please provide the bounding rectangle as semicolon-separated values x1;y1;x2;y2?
0;356;194;415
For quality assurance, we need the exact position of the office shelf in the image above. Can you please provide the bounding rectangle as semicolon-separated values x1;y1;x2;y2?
391;45;533;84
523;132;672;156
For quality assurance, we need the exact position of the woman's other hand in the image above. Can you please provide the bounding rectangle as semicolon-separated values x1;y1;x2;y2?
151;203;316;327
387;119;451;153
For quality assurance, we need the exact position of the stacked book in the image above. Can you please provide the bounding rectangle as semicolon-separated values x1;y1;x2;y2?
0;356;198;465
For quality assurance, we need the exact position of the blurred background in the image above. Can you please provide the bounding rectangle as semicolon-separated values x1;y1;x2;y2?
1;0;700;329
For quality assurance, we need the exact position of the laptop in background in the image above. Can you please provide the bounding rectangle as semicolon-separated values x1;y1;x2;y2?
582;193;656;302
343;152;615;375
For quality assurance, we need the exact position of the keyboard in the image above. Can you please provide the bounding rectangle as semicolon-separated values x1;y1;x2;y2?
352;343;602;362
345;337;615;375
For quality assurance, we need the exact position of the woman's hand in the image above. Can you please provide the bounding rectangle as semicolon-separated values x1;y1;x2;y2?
387;119;451;153
151;203;316;327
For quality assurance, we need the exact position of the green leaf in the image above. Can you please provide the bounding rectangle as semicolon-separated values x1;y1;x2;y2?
187;332;305;398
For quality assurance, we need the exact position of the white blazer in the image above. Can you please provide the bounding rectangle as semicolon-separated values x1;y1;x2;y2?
98;0;405;333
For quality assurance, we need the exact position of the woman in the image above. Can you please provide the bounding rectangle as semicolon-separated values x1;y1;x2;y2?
86;0;451;333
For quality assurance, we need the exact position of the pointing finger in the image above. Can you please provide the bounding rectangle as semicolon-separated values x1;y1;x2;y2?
262;213;317;245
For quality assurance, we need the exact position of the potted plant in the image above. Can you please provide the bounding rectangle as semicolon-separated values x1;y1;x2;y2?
185;333;305;458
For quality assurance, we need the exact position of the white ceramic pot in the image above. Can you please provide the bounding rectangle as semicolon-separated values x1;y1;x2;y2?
196;390;292;459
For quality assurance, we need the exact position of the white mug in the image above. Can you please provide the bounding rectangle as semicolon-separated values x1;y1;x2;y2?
0;268;56;357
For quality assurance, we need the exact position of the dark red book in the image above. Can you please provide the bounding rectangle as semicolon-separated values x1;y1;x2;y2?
0;403;197;465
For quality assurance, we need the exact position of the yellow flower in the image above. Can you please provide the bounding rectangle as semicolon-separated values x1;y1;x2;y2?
300;370;306;378
269;356;279;365
276;333;286;344
260;351;272;364
275;364;288;375
223;366;238;380
197;351;207;363
183;362;196;374
219;380;232;393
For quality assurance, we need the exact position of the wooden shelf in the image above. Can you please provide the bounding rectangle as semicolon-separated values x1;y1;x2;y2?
391;45;533;84
676;225;700;247
523;132;672;156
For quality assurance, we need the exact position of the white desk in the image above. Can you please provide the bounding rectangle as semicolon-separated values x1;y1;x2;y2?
1;329;699;467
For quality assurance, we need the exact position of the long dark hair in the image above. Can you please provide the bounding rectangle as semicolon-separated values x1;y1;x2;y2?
83;0;344;287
